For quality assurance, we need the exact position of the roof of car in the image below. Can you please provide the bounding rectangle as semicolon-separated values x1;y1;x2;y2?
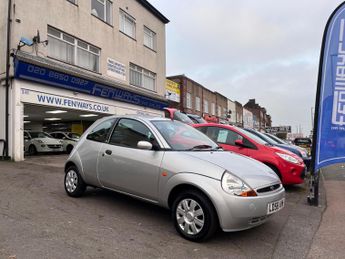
98;114;171;123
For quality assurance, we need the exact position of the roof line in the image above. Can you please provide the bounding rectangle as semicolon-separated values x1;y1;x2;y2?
136;0;170;24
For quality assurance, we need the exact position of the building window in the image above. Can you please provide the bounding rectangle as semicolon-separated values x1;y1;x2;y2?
129;63;156;91
91;0;113;25
47;26;100;72
186;92;192;109
67;0;77;5
120;10;136;39
217;105;221;117
223;107;227;117
204;100;209;113
211;103;216;115
144;26;156;50
195;97;201;111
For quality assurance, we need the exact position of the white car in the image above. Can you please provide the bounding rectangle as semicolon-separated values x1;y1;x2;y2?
24;131;63;155
50;132;80;153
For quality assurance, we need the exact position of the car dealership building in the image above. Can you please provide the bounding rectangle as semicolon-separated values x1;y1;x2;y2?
0;0;169;161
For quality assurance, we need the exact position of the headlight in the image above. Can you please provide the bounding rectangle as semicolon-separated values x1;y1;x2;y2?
276;152;299;164
59;140;63;144
36;139;43;143
221;171;257;197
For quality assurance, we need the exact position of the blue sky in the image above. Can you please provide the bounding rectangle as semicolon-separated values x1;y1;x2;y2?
149;0;344;136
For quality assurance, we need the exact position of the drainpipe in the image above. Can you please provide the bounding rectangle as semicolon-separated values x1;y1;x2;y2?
5;0;12;158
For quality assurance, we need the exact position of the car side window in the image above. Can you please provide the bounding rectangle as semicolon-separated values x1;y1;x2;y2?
109;119;158;149
223;129;243;146
87;119;115;143
204;127;243;146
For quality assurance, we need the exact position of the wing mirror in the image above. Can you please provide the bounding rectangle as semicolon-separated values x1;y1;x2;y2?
137;141;153;150
235;139;246;148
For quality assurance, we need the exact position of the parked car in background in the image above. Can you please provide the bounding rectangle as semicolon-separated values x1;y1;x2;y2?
194;123;305;185
50;132;81;153
24;131;63;155
244;129;311;171
293;138;312;156
187;114;207;124
264;133;310;159
164;108;194;124
64;115;285;241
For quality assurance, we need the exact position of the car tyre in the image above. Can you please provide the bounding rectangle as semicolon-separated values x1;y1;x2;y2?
64;166;86;197
172;190;218;242
66;145;74;154
28;144;37;156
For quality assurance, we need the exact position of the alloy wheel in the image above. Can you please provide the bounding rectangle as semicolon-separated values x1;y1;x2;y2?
176;198;205;235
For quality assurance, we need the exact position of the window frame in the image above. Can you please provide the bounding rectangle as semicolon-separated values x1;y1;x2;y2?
186;92;192;109
143;26;156;51
195;96;201;111
47;26;101;73
204;100;209;113
86;118;116;143
129;63;156;92
108;118;160;150
119;9;136;39
91;0;113;25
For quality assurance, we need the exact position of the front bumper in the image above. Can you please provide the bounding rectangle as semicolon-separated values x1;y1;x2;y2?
218;187;285;232
36;144;63;153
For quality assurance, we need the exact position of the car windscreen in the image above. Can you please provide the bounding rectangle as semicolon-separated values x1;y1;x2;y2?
68;133;80;139
173;111;194;124
246;130;277;145
234;127;268;145
265;133;286;144
30;132;51;138
152;120;219;151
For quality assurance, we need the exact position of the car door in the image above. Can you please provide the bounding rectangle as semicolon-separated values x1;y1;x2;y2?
97;118;164;202
78;118;116;185
203;126;249;156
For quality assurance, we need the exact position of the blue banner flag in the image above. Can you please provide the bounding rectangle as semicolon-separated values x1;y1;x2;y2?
313;2;345;171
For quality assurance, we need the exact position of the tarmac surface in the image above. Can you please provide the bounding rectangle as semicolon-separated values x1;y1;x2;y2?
0;155;326;259
307;164;345;259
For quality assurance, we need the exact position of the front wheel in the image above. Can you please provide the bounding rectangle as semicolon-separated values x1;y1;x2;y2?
64;166;86;197
172;190;218;242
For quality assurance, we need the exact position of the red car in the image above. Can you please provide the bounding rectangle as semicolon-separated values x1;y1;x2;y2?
193;123;305;185
164;108;194;124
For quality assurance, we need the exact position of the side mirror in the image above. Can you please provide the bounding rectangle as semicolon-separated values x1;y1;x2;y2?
235;139;246;148
137;141;153;150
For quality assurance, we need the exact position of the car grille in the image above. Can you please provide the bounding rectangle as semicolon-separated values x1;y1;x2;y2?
256;184;281;193
249;215;269;225
47;145;62;149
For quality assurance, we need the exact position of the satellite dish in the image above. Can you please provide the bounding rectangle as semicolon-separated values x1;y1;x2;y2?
19;37;33;46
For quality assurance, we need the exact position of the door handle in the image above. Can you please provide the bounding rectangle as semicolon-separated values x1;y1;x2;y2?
105;150;112;155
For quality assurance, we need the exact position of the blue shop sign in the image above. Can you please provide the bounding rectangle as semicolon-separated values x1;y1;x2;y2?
14;60;167;110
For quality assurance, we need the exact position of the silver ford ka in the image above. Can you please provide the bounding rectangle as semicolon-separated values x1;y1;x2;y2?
64;115;285;241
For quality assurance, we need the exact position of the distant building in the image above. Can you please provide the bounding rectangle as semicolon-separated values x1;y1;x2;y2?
244;99;271;131
0;0;169;161
167;75;227;123
227;99;236;125
235;101;243;127
243;108;254;128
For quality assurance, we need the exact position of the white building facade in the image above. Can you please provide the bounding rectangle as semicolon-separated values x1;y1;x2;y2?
0;0;169;161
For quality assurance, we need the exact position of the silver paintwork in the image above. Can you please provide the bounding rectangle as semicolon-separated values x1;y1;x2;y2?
66;115;285;232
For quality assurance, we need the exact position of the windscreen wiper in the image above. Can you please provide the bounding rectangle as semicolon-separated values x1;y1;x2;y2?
186;144;213;151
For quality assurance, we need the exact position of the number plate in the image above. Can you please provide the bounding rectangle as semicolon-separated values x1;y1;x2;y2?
267;198;285;215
